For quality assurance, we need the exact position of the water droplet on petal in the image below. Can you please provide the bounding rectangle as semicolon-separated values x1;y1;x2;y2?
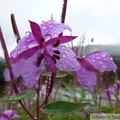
101;52;107;57
49;25;53;28
96;56;100;59
100;61;103;64
59;63;62;67
53;33;58;37
92;59;96;62
42;26;47;30
43;34;52;41
62;53;67;58
28;41;38;48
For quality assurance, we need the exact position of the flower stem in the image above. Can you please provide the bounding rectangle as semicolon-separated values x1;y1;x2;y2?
0;27;18;93
10;13;21;42
59;0;68;36
0;28;35;120
61;0;68;23
36;78;41;120
39;73;54;109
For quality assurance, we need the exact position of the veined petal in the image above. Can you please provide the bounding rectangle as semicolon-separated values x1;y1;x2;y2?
40;20;72;38
11;46;39;62
21;58;44;88
84;51;117;72
10;33;39;59
29;21;43;45
45;36;77;46
5;50;44;88
44;48;56;76
76;65;97;92
55;45;79;71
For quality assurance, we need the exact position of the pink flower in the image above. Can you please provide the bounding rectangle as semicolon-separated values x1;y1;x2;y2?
75;51;117;92
5;20;79;88
0;110;20;120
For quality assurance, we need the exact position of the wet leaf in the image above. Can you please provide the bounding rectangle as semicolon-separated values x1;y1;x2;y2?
41;101;89;114
0;89;33;102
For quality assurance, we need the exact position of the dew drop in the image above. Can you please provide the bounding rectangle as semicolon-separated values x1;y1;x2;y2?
59;63;62;67
42;26;47;30
53;33;58;37
43;34;51;41
62;53;67;58
101;52;107;57
96;56;100;59
92;59;96;62
28;41;38;48
49;25;53;28
101;65;106;69
100;61;103;64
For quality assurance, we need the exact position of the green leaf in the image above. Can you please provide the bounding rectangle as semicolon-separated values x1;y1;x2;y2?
42;72;67;78
10;118;27;120
51;114;89;120
0;89;33;102
41;101;89;114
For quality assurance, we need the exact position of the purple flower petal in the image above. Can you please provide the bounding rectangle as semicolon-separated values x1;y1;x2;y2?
29;21;43;45
55;45;79;71
104;87;114;99
76;64;96;92
0;110;20;120
40;20;72;38
5;50;44;88
84;51;117;72
10;33;39;59
45;36;77;46
44;48;56;76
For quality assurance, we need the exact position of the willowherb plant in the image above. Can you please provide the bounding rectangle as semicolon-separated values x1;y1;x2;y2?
0;0;119;120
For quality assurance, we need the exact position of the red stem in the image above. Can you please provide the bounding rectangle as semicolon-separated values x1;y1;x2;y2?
10;13;21;42
59;0;68;36
0;28;35;120
39;74;54;109
61;0;68;23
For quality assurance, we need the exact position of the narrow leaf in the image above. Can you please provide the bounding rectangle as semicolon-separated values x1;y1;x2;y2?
41;101;89;114
0;89;33;102
42;72;67;78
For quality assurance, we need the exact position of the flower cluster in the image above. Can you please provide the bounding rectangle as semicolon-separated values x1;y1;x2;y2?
4;20;79;88
4;20;117;92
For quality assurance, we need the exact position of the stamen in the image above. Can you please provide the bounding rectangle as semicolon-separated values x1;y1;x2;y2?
53;40;60;47
53;54;60;60
36;54;44;66
41;37;45;42
53;50;60;54
52;56;56;64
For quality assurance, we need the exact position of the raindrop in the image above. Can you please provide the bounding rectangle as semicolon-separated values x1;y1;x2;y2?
42;26;47;30
101;65;106;69
92;59;96;62
22;72;28;78
100;61;103;64
62;53;67;58
43;34;51;41
53;33;58;37
101;52;107;57
28;41;38;48
59;63;62;67
49;25;53;28
96;56;100;59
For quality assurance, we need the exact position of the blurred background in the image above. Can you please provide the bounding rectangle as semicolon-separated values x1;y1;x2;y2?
0;0;120;57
